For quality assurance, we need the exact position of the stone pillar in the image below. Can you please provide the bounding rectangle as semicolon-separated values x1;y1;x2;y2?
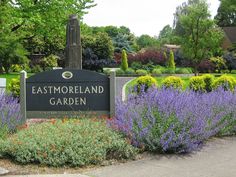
110;71;116;118
20;70;27;121
65;14;82;69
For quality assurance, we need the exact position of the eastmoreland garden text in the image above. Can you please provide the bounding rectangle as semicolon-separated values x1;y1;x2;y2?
31;85;105;106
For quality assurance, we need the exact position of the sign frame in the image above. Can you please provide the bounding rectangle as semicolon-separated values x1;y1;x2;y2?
20;69;116;119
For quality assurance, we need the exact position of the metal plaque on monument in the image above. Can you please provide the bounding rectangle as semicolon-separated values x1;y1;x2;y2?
65;14;82;69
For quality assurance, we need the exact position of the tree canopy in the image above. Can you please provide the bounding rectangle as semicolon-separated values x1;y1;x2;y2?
215;0;236;27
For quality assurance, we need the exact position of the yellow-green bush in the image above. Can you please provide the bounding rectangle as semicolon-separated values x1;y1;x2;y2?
135;75;157;92
152;69;162;75
161;76;184;89
212;75;236;91
8;78;20;97
136;69;148;76
189;76;205;92
201;74;215;92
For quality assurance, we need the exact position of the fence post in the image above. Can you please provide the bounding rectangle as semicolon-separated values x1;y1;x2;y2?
110;71;116;118
20;70;27;121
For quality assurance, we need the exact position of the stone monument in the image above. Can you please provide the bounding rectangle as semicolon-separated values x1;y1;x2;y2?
65;14;82;69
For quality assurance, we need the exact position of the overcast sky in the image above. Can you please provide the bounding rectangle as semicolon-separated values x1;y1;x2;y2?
83;0;220;37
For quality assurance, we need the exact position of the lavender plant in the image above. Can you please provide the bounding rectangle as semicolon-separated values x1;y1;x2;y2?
109;87;236;153
0;92;23;133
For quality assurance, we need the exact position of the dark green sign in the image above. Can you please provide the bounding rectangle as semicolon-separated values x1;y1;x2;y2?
26;69;110;112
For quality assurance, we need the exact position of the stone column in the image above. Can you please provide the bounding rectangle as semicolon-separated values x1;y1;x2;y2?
20;70;27;121
110;71;116;118
65;14;82;69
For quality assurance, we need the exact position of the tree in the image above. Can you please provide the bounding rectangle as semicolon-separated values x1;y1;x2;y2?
175;0;224;72
0;0;96;56
136;35;160;49
215;0;236;27
0;1;28;73
158;25;175;45
121;49;128;71
82;32;114;59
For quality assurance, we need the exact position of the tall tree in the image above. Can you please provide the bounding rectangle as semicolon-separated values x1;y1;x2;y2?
158;25;177;45
136;34;160;49
175;0;224;72
215;0;236;27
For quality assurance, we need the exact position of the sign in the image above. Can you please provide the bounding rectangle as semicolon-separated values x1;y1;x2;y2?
20;69;115;118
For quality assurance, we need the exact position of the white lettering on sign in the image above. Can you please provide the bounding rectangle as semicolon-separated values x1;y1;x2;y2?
49;97;87;106
31;85;105;94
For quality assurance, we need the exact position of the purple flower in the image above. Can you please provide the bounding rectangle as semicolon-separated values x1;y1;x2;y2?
109;87;236;153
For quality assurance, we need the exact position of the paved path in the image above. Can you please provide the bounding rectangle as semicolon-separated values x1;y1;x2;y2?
115;77;135;99
83;137;236;177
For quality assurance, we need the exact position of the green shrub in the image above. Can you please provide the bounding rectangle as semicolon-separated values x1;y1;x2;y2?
130;62;142;71
8;78;20;97
175;68;191;74
152;69;162;75
136;69;148;75
231;70;236;74
162;68;175;74
103;68;112;75
189;76;206;92
210;56;227;73
31;65;43;73
125;68;135;75
221;70;230;74
115;69;125;75
0;119;137;167
41;55;58;71
166;50;175;69
201;74;214;92
212;75;236;91
135;75;157;92
161;76;184;89
10;64;23;72
121;49;128;71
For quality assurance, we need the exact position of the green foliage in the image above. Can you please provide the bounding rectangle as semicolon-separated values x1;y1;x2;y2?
125;68;135;75
31;65;43;73
131;62;142;71
210;56;227;73
9;64;23;73
41;55;58;70
0;0;96;58
136;35;160;49
0;119;137;167
161;76;184;89
231;70;236;74
189;76;206;92
135;75;157;92
162;68;175;74
115;69;125;75
0;125;9;140
136;69;148;76
158;25;175;45
212;75;236;91
82;32;114;59
0;36;29;73
174;0;224;69
152;69;162;75
121;50;128;71
167;50;175;69
201;74;215;92
8;78;20;98
215;0;236;27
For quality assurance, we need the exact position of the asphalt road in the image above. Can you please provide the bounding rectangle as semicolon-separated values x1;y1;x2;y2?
84;137;236;177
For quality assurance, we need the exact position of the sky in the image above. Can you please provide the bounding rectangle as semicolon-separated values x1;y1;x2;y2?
83;0;221;37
